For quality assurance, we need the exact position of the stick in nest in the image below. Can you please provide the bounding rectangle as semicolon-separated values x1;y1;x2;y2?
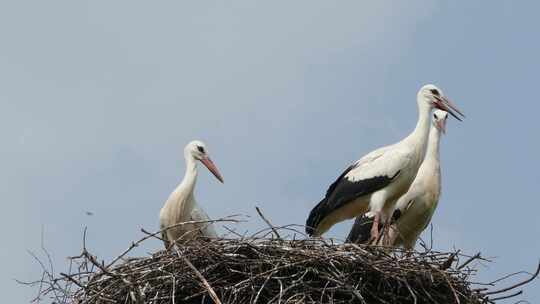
174;247;223;304
20;221;540;304
255;206;282;239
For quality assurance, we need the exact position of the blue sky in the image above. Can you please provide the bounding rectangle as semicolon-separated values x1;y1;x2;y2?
2;1;539;302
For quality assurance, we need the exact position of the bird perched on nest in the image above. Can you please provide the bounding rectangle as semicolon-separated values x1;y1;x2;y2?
159;140;224;248
306;84;464;243
379;110;449;249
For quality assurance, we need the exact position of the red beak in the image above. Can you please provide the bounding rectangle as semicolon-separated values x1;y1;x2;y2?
200;157;224;183
434;95;465;121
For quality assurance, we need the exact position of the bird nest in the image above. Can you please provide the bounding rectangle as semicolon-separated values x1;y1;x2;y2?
25;218;539;304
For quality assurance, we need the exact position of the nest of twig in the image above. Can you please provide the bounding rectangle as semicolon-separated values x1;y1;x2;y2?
26;220;539;304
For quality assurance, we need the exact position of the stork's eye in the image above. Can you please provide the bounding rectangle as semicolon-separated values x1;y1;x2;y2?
197;146;205;153
430;89;440;96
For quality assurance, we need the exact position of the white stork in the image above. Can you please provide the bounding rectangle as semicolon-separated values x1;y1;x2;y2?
306;84;464;242
382;110;449;249
159;140;224;248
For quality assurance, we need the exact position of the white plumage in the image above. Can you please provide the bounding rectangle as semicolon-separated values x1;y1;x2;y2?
190;205;218;238
159;140;223;248
306;84;464;243
385;110;448;249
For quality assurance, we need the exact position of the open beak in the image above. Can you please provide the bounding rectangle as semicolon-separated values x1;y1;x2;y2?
434;95;465;121
200;157;224;183
436;118;447;134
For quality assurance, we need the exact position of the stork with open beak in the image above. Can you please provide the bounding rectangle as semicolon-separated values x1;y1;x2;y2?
159;140;224;248
306;84;464;243
379;110;449;249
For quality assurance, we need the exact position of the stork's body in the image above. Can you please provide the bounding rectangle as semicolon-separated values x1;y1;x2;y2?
385;110;448;249
306;84;464;241
159;140;223;248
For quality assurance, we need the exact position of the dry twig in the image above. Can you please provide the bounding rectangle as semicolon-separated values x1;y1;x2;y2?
21;222;539;304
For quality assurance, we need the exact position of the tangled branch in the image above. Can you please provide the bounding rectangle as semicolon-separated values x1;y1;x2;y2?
20;217;539;304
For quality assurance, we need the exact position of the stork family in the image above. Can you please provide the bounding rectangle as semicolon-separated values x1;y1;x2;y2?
159;84;465;249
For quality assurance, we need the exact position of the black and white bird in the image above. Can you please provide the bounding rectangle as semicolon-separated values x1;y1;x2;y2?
306;84;464;242
382;110;449;249
159;140;224;248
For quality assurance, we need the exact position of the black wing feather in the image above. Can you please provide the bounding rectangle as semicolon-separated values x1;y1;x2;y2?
306;167;400;236
325;164;356;197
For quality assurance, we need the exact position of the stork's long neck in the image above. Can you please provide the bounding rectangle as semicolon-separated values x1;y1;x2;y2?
424;125;441;164
172;152;198;217
180;155;198;194
403;103;431;162
418;125;442;194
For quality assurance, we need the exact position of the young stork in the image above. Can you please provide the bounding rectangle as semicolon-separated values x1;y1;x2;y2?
159;140;224;248
306;84;464;241
381;110;449;249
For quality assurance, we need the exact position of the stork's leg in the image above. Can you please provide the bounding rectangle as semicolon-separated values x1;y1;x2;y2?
366;191;389;245
369;211;381;244
376;222;388;246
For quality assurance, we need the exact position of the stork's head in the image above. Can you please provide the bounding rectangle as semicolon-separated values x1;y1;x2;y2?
185;140;224;183
417;84;465;121
432;109;449;134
